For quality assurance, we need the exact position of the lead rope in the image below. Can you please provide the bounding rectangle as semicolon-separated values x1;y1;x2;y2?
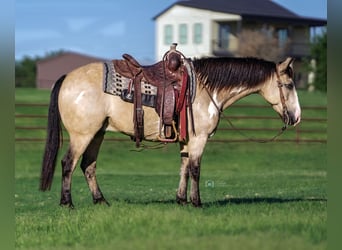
203;86;287;143
224;116;286;143
130;142;167;152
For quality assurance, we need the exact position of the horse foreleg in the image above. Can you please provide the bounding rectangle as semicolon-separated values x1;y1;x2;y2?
80;129;109;206
189;157;202;207
188;136;207;207
176;143;190;205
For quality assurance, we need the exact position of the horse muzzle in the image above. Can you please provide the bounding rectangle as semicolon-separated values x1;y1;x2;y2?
283;110;301;126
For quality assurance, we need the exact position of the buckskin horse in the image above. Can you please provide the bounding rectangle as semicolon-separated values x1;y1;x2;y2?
40;46;301;208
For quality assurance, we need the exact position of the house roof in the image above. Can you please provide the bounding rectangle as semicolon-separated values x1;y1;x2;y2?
36;51;105;65
153;0;326;26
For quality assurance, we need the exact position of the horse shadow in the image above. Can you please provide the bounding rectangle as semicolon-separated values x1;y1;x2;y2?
201;197;327;208
111;196;327;208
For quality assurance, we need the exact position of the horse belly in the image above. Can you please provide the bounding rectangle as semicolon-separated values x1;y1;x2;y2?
106;98;161;141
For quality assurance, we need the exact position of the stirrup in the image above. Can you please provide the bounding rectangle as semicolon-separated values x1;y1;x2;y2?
157;121;178;143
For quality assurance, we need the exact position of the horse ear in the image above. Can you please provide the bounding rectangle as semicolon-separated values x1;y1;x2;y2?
278;57;295;71
287;57;295;69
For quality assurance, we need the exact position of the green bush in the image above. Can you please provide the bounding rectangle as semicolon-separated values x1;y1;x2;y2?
15;56;39;88
310;31;327;92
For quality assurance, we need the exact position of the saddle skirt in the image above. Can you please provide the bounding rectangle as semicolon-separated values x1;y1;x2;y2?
103;60;196;107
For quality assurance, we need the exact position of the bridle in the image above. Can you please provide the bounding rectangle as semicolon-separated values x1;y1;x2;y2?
276;69;290;128
203;69;291;143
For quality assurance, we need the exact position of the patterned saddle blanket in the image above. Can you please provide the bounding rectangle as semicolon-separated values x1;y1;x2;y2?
103;60;158;108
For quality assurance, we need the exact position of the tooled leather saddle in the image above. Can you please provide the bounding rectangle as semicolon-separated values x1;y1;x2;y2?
112;44;193;147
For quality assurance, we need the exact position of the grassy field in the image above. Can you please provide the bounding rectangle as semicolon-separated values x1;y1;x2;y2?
15;88;327;249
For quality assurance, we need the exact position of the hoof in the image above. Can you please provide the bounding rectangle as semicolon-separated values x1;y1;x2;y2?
93;197;110;206
176;196;188;205
190;199;202;208
60;201;75;209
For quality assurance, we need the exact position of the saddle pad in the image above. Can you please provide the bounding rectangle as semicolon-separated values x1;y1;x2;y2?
103;61;158;106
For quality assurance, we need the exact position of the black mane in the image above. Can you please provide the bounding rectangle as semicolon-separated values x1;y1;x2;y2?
192;57;276;91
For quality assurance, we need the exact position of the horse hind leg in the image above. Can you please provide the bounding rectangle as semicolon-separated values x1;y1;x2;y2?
60;134;95;208
60;147;79;208
80;126;109;206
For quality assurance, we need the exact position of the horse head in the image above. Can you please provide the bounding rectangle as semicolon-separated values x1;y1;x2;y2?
260;57;301;126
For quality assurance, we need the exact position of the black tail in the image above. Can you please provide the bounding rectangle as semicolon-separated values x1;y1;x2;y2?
39;75;66;191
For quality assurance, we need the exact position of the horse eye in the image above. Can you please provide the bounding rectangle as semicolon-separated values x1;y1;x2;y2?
285;83;294;90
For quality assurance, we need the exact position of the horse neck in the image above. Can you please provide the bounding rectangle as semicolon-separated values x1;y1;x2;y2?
216;84;262;111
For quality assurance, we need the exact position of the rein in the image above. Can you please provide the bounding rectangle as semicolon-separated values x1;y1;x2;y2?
203;72;289;143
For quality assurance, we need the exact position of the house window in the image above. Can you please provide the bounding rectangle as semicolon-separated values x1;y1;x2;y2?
218;23;230;49
179;24;188;44
277;28;288;47
193;23;203;44
164;25;173;45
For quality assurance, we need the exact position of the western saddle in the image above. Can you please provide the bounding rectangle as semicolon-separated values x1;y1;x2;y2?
113;43;190;147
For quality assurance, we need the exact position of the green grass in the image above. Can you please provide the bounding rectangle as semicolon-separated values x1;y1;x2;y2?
15;141;327;250
15;88;327;249
15;87;51;103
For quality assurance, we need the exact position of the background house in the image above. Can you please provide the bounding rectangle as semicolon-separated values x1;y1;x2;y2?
35;0;326;90
154;0;326;87
36;52;105;89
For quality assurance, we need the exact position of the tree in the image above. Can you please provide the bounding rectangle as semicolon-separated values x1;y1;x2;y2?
15;50;65;88
15;56;40;88
237;29;290;62
310;31;327;92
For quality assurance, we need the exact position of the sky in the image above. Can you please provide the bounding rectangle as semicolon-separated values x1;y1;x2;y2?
15;0;327;62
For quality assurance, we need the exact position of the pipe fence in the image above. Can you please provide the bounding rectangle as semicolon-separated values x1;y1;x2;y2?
15;103;326;143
